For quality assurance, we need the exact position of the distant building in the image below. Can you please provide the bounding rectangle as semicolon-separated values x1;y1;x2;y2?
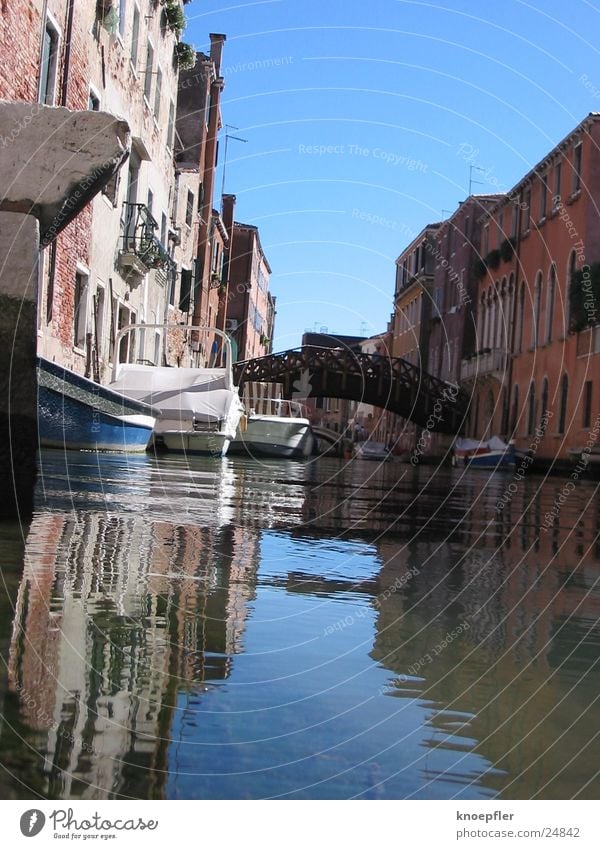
226;222;274;362
390;223;442;452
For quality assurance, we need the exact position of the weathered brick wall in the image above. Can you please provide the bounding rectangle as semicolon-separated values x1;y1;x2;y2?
0;1;41;103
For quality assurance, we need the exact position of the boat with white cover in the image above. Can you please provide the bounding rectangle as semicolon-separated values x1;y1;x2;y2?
109;325;244;457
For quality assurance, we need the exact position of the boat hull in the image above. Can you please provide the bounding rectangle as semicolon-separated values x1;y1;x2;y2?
230;417;313;459
38;358;155;453
158;429;233;457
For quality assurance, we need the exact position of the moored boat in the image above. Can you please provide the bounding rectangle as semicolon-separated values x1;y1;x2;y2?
109;325;244;457
453;436;516;469
229;399;313;459
37;357;157;452
355;440;390;461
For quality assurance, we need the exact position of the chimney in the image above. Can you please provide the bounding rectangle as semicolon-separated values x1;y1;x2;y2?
209;33;227;76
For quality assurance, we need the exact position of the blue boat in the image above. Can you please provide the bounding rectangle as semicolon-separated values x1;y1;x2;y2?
37;357;157;452
453;436;516;469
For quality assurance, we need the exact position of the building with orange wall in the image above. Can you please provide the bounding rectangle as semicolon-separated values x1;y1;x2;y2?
464;113;600;466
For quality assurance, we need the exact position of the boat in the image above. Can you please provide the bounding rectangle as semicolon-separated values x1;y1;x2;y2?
453;436;516;469
109;325;245;457
355;440;390;461
229;399;314;459
37;356;157;452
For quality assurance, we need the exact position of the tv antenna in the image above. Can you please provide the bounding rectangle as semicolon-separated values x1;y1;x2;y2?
221;124;247;204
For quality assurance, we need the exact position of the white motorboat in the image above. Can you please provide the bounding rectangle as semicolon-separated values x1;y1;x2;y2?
230;399;314;459
110;325;245;457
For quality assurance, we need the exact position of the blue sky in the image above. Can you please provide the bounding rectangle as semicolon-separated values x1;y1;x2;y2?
185;0;600;350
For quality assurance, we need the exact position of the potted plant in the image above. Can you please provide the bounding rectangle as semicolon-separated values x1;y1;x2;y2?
175;41;196;70
162;1;186;37
486;248;502;269
500;237;516;263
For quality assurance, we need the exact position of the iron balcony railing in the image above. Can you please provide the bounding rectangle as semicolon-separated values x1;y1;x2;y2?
121;203;173;272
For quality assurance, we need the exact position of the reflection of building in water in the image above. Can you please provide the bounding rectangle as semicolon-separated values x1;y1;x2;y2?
7;512;260;799
372;491;600;798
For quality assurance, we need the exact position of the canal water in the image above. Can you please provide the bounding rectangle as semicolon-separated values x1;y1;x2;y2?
0;449;599;800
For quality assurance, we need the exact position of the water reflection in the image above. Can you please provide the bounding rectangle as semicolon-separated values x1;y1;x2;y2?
0;451;599;798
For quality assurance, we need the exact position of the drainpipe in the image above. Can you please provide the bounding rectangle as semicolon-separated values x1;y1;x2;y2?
60;0;75;107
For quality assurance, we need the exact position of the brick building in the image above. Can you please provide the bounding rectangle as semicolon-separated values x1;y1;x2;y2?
0;3;227;380
465;113;600;465
226;222;274;362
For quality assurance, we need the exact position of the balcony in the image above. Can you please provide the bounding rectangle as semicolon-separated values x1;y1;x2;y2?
460;348;509;383
118;203;174;283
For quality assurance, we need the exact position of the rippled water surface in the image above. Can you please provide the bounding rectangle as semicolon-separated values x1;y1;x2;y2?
0;450;599;799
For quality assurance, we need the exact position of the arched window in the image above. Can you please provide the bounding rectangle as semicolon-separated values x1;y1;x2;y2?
540;377;549;425
566;250;577;333
532;271;543;348
527;381;536;435
559;374;569;434
510;384;519;435
545;264;556;343
485;389;495;437
514;281;525;354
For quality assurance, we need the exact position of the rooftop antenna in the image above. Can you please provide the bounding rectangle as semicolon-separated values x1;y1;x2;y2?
221;124;247;206
469;164;486;195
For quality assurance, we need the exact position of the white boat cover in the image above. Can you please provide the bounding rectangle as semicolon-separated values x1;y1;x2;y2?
111;365;236;421
455;435;509;452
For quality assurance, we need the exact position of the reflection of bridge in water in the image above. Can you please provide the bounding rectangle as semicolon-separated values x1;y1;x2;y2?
233;346;469;434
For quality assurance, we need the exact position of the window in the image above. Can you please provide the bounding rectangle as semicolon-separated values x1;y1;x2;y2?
167;100;175;151
532;271;542;348
497;211;504;244
144;41;154;102
154;66;162;120
131;5;140;70
482;223;489;256
88;87;100;111
154;332;161;366
539;174;547;220
118;0;127;39
540;377;549;424
510;385;519;435
545;264;556;343
179;268;192;312
74;271;89;349
527;382;536;436
463;216;470;243
553;161;562;204
572;143;582;193
558;374;569;433
147;188;154;216
567;250;577;333
94;284;106;363
186;190;194;227
39;17;60;105
583;381;593;429
510;201;518;237
160;212;167;246
522;189;531;232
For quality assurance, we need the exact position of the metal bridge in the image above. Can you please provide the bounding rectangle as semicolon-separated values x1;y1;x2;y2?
233;346;468;434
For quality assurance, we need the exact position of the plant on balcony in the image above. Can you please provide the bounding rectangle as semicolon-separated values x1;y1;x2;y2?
175;41;196;71
162;1;186;37
500;237;516;263
96;0;119;33
260;334;270;346
472;258;487;279
486;248;502;270
569;262;600;332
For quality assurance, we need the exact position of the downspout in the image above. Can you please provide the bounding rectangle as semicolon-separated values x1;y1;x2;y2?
60;0;75;107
